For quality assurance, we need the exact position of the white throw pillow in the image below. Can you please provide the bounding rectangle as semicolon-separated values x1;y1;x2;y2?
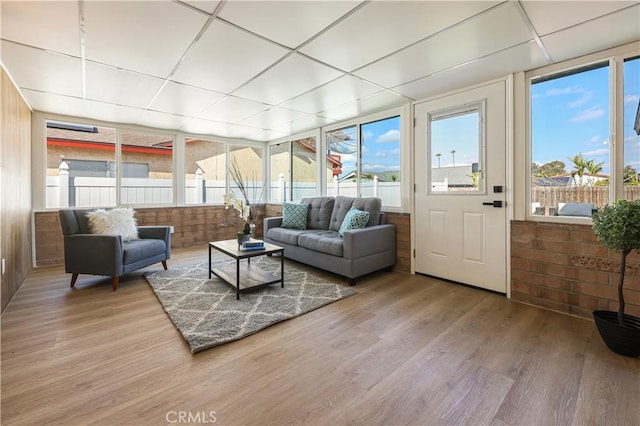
86;207;139;241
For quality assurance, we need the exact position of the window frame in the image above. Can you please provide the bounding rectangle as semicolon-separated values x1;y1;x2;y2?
524;43;638;223
322;106;406;211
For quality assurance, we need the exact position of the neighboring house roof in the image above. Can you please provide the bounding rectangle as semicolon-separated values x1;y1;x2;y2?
532;176;571;187
431;165;474;186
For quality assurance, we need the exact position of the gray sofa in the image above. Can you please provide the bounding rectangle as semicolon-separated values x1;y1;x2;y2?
59;209;171;291
263;196;396;284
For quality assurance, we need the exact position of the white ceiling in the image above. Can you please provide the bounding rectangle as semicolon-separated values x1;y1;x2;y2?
1;1;638;142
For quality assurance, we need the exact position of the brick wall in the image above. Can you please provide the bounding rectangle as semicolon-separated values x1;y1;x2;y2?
35;205;411;274
511;220;640;319
35;205;264;266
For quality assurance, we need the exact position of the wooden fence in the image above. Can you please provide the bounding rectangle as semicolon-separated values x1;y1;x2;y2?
532;186;640;210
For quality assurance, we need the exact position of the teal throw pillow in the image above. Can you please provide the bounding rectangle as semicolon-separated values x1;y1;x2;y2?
281;202;309;230
338;208;370;237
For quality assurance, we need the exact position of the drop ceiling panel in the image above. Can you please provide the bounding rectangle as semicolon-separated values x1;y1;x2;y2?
183;1;222;14
218;1;361;48
197;96;269;123
274;114;337;135
541;6;640;63
300;0;501;72
1;41;82;97
521;1;637;36
354;2;533;88
86;62;165;109
22;90;86;118
83;1;208;78
226;125;289;142
172;20;289;93
233;53;344;105
180;118;232;136
239;107;308;129
320;91;409;122
150;81;226;117
133;109;193;131
394;41;548;101
0;1;80;56
279;75;382;114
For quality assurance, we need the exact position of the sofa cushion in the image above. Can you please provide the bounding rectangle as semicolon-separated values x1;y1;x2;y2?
301;197;335;229
86;207;139;241
281;202;309;230
123;239;166;265
329;196;382;230
298;230;343;257
557;202;594;217
329;196;355;231
338;208;370;237
266;227;305;246
352;197;382;226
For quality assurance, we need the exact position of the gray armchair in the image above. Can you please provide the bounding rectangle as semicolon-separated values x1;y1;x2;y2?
59;209;171;291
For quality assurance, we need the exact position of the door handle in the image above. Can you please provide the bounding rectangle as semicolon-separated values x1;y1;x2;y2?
482;201;503;208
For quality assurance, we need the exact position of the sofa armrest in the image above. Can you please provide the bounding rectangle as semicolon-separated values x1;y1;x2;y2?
137;226;171;258
137;226;170;240
343;224;396;260
63;234;123;276
264;216;283;236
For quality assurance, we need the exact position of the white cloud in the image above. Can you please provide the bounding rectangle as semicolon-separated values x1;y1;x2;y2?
624;94;640;104
362;130;374;142
625;135;640;143
376;129;400;143
568;91;593;108
587;135;601;144
582;148;609;157
570;106;605;122
545;86;584;97
375;148;400;158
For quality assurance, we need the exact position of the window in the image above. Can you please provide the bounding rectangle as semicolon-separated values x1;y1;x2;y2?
120;130;174;205
326;115;401;207
624;56;640;200
429;106;482;194
229;145;264;204
269;141;289;203
326;125;358;197
185;138;226;205
530;62;610;216
45;120;117;208
361;117;401;205
270;137;318;203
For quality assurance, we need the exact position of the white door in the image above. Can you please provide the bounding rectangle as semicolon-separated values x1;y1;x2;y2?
414;81;507;293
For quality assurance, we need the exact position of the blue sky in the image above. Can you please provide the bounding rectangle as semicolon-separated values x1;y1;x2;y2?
329;116;401;178
532;57;640;175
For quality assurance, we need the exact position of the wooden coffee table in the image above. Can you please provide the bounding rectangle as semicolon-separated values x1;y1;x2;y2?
208;239;284;300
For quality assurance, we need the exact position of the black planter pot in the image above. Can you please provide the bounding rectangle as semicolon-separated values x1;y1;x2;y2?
593;310;640;357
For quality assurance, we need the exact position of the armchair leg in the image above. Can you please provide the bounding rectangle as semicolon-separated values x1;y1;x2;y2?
70;273;78;288
162;260;168;270
348;278;356;286
112;277;119;292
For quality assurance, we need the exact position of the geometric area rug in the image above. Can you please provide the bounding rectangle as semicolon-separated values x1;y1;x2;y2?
144;255;356;353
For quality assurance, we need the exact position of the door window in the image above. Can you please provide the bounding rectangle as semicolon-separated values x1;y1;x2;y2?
428;103;484;194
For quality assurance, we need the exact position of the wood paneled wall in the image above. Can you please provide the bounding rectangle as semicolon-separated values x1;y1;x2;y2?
1;68;32;313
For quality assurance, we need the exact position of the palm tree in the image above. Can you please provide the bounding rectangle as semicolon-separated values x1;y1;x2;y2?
568;153;588;186
585;159;604;186
435;153;441;168
451;150;456;167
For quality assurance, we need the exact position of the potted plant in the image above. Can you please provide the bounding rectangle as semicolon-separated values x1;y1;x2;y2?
591;199;640;357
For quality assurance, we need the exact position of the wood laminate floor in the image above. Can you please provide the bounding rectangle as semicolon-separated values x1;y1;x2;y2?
1;247;639;426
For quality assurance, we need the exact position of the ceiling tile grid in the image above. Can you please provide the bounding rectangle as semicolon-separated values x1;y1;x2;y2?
1;0;638;142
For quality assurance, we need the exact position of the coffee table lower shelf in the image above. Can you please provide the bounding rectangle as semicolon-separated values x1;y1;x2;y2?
211;262;283;296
